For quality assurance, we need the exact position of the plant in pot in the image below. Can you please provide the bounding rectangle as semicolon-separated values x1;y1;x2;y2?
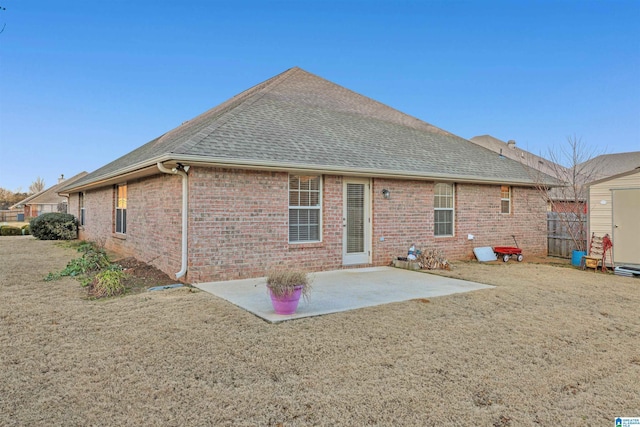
266;267;311;315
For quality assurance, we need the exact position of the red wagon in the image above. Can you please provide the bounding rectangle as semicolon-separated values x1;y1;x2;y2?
494;235;524;263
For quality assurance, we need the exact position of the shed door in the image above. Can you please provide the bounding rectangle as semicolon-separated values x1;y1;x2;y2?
612;189;640;264
343;179;371;265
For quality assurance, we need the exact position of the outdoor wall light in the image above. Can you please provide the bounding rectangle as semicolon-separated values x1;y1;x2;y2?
382;189;391;199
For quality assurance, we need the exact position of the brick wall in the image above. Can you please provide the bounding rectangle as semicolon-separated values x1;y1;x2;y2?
452;183;547;258
186;168;344;282
371;178;432;265
74;187;114;245
73;175;184;279
371;180;547;265
70;167;547;284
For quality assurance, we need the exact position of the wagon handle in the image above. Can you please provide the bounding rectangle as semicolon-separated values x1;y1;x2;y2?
512;235;519;248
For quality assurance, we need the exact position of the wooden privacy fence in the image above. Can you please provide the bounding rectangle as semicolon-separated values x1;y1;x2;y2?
547;212;587;258
0;210;21;222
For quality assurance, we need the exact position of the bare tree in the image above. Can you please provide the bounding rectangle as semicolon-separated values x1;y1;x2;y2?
0;187;29;210
0;5;6;34
29;177;46;194
528;135;605;253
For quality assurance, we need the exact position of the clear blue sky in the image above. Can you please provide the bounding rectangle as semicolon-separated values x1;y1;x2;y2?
1;0;639;192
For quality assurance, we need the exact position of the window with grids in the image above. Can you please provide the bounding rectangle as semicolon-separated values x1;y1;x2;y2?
289;175;321;243
79;192;85;226
434;183;454;236
501;185;511;214
115;184;127;234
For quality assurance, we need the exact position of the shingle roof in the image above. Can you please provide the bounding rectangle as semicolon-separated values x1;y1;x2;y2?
578;151;640;182
66;67;555;191
587;166;640;186
469;135;566;178
11;172;88;208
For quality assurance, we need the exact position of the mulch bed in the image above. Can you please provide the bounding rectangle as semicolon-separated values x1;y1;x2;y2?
114;257;180;293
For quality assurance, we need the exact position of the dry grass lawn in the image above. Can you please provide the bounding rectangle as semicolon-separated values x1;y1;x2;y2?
1;236;639;426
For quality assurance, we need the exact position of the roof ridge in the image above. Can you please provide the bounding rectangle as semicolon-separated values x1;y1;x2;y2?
11;171;88;207
170;67;301;154
293;67;452;135
64;67;557;192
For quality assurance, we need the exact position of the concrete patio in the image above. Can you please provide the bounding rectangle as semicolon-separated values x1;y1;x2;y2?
195;266;494;323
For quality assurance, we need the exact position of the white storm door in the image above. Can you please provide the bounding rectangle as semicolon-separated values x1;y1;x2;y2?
343;179;371;265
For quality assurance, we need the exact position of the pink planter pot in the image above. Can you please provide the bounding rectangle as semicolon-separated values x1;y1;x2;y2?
268;285;303;315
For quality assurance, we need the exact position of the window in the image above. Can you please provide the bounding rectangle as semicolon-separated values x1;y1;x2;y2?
501;185;511;214
434;183;454;236
115;184;127;234
289;175;321;243
79;192;85;226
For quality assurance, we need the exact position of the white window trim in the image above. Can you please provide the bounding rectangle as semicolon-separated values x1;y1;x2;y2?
79;192;86;226
288;174;322;244
434;182;455;237
115;183;127;235
501;185;511;214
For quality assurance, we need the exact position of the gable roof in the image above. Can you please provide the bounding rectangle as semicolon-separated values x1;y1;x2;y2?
578;151;640;182
469;134;573;201
11;172;89;208
64;67;556;192
586;166;640;187
469;135;566;179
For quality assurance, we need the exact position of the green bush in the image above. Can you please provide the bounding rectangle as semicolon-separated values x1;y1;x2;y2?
90;265;125;298
44;241;110;283
0;226;22;236
30;213;78;240
21;225;30;235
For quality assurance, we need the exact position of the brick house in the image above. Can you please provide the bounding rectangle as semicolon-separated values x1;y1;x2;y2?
469;135;581;213
62;67;555;283
12;172;88;218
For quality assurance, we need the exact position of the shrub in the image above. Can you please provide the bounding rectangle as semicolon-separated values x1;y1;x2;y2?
90;265;126;298
30;213;78;240
45;241;110;281
266;267;312;300
0;226;23;236
21;224;30;235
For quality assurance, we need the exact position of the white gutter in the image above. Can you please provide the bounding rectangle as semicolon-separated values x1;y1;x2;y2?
157;162;189;279
63;151;560;193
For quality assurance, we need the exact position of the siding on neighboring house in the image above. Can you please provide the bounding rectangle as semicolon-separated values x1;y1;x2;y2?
69;165;547;283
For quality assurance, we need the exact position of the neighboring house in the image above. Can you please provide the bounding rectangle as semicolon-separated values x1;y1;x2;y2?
469;135;561;179
470;137;640;214
587;168;640;266
469;135;580;213
578;151;640;182
11;172;88;218
61;67;556;283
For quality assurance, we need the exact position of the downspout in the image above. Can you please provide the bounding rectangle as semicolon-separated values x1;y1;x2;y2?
157;162;189;279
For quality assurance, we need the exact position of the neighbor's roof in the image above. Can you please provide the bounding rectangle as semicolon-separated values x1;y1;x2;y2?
469;135;566;179
578;151;640;182
11;172;88;208
64;67;557;192
587;166;640;187
470;135;572;200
